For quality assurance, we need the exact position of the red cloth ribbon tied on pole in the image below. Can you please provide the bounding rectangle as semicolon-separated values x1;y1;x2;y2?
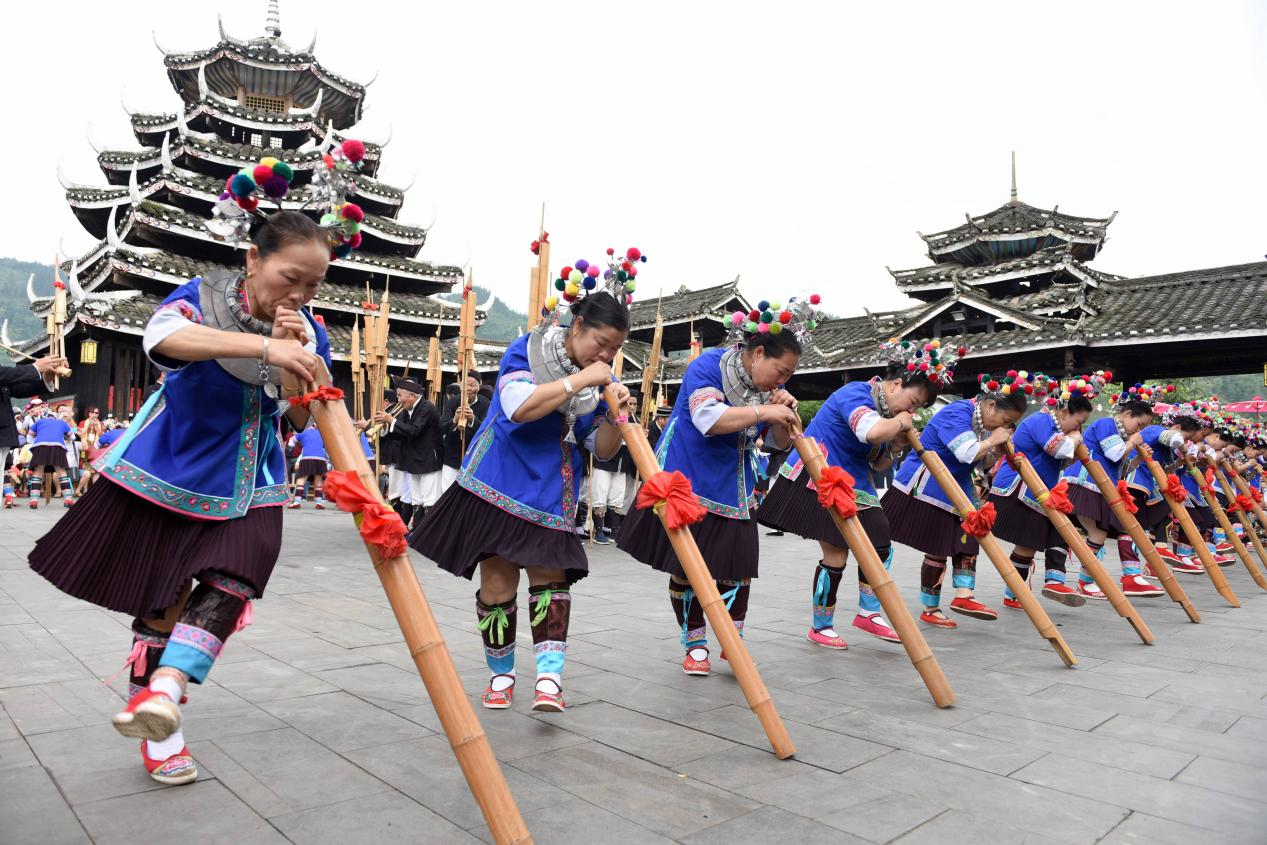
1045;479;1074;514
1116;480;1139;514
1253;488;1263;505
324;470;408;559
815;466;857;519
636;470;707;530
1234;494;1255;514
1163;474;1187;504
960;502;997;538
288;385;347;408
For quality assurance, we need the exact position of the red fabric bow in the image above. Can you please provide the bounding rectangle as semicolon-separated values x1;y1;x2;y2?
815;466;858;519
288;385;346;408
1234;494;1255;515
1116;480;1139;514
1045;479;1074;514
1253;488;1263;505
636;470;707;530
324;470;408;559
1163;474;1187;504
960;502;997;538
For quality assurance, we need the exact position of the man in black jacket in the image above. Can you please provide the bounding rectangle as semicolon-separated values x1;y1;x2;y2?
439;374;489;493
373;377;441;528
2;355;66;499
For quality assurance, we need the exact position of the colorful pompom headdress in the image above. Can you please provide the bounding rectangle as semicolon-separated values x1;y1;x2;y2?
1043;371;1109;409
1108;383;1175;411
728;295;823;346
538;246;644;329
879;338;967;389
1162;401;1212;427
977;370;1055;402
207;138;367;260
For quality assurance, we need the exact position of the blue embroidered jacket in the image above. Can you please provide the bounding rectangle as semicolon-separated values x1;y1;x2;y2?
990;410;1071;512
31;418;71;446
1062;416;1125;495
458;334;605;532
893;399;978;513
1125;425;1184;503
655;349;768;520
781;380;883;508
96;279;330;520
296;428;328;461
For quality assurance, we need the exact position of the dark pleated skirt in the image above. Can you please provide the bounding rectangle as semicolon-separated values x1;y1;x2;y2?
881;486;979;558
408;484;589;584
757;471;891;549
1068;484;1152;537
617;505;759;581
987;488;1064;550
295;459;328;478
1188;504;1216;532
1140;500;1173;531
29;445;69;469
28;477;283;618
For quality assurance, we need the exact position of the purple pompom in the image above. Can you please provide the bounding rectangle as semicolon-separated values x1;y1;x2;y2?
575;259;590;272
262;174;290;199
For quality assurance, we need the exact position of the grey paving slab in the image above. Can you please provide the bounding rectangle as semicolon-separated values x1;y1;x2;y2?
73;779;286;844
0;765;90;845
5;503;1267;843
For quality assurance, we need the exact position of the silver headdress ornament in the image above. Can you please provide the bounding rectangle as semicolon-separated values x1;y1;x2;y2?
536;245;645;332
206;139;368;260
727;294;822;346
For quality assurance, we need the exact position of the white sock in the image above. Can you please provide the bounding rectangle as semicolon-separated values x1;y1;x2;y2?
536;672;562;693
490;673;515;692
146;730;185;760
149;674;184;703
686;646;709;661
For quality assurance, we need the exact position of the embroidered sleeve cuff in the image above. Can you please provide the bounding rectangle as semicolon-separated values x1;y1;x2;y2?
948;431;982;464
1158;430;1185;450
689;387;728;435
1044;432;1075;459
142;303;202;371
499;380;536;421
1101;435;1127;462
849;407;882;444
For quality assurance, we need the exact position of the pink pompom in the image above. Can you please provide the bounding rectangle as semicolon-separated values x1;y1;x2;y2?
253;164;274;184
348;233;362;249
731;312;744;325
606;247;615;256
809;294;821;305
626;247;641;261
341;203;365;222
586;265;600;277
341;139;366;163
906;363;916;372
756;322;770;333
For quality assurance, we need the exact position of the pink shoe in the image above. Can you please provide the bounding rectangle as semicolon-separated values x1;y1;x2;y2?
141;741;198;785
851;613;900;643
683;647;711;675
807;627;848;649
949;596;998;621
481;675;515;709
63;498;74;508
1172;556;1205;574
113;688;180;742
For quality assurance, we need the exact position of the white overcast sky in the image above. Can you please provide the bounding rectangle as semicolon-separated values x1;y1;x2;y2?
2;1;1264;317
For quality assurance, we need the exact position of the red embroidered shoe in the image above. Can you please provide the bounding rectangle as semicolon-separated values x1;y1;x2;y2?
1211;552;1236;568
808;627;848;649
683;648;712;675
531;679;565;712
1120;575;1165;597
1077;581;1107;600
852;613;901;643
2;495;12;508
113;688;180;742
63;497;74;508
1172;556;1205;574
1154;546;1183;564
1041;582;1087;607
919;609;958;628
1002;596;1023;610
28;499;37;509
141;741;198;786
1213;541;1234;555
481;675;515;709
314;501;326;510
949;596;998;621
287;500;301;509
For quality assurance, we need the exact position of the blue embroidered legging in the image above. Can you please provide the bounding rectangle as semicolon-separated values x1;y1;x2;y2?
920;554;976;608
476;592;517;678
1005;548;1069;598
156;572;254;684
529;583;570;686
813;547;894;630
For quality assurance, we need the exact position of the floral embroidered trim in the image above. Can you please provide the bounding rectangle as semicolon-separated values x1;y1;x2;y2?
498;369;536;392
849;405;881;436
459;474;572;531
689;387;725;416
154;298;204;325
1043;431;1067;457
168;623;223;660
485;643;515;659
533;641;567;653
947;430;976;455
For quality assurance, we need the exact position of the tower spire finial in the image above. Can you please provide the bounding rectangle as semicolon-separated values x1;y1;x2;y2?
265;0;281;38
1009;150;1018;206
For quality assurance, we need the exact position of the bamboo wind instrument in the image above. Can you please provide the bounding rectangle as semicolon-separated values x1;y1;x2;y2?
1135;444;1238;607
639;295;664;428
904;430;1077;667
790;427;955;707
603;383;795;758
1072;443;1199;622
427;331;441;405
351;317;364;421
286;356;532;845
1003;443;1154;644
526;208;550;330
1185;456;1267;590
458;269;478;453
0;342;72;375
47;281;70;389
1218;460;1267;578
1207;461;1267;590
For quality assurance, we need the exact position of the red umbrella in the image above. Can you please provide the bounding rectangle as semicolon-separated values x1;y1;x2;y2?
1222;396;1267;416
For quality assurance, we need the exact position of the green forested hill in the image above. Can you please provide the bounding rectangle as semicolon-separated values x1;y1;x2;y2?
437;286;528;341
0;257;52;343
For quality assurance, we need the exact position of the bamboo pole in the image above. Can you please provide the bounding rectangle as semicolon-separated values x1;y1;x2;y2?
351;317;364;422
526;210;550;330
458;269;477;454
286;358;532;845
1185;456;1267;590
0;342;72;375
1002;443;1154;644
427;331;441;406
904;430;1077;667
1073;444;1200;622
587;452;596;548
639;297;663;429
1134;444;1239;607
790;428;955;707
1218;459;1267;577
1207;461;1267;590
603;383;795;758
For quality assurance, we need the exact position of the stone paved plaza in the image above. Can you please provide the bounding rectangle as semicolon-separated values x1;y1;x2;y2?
4;504;1267;844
